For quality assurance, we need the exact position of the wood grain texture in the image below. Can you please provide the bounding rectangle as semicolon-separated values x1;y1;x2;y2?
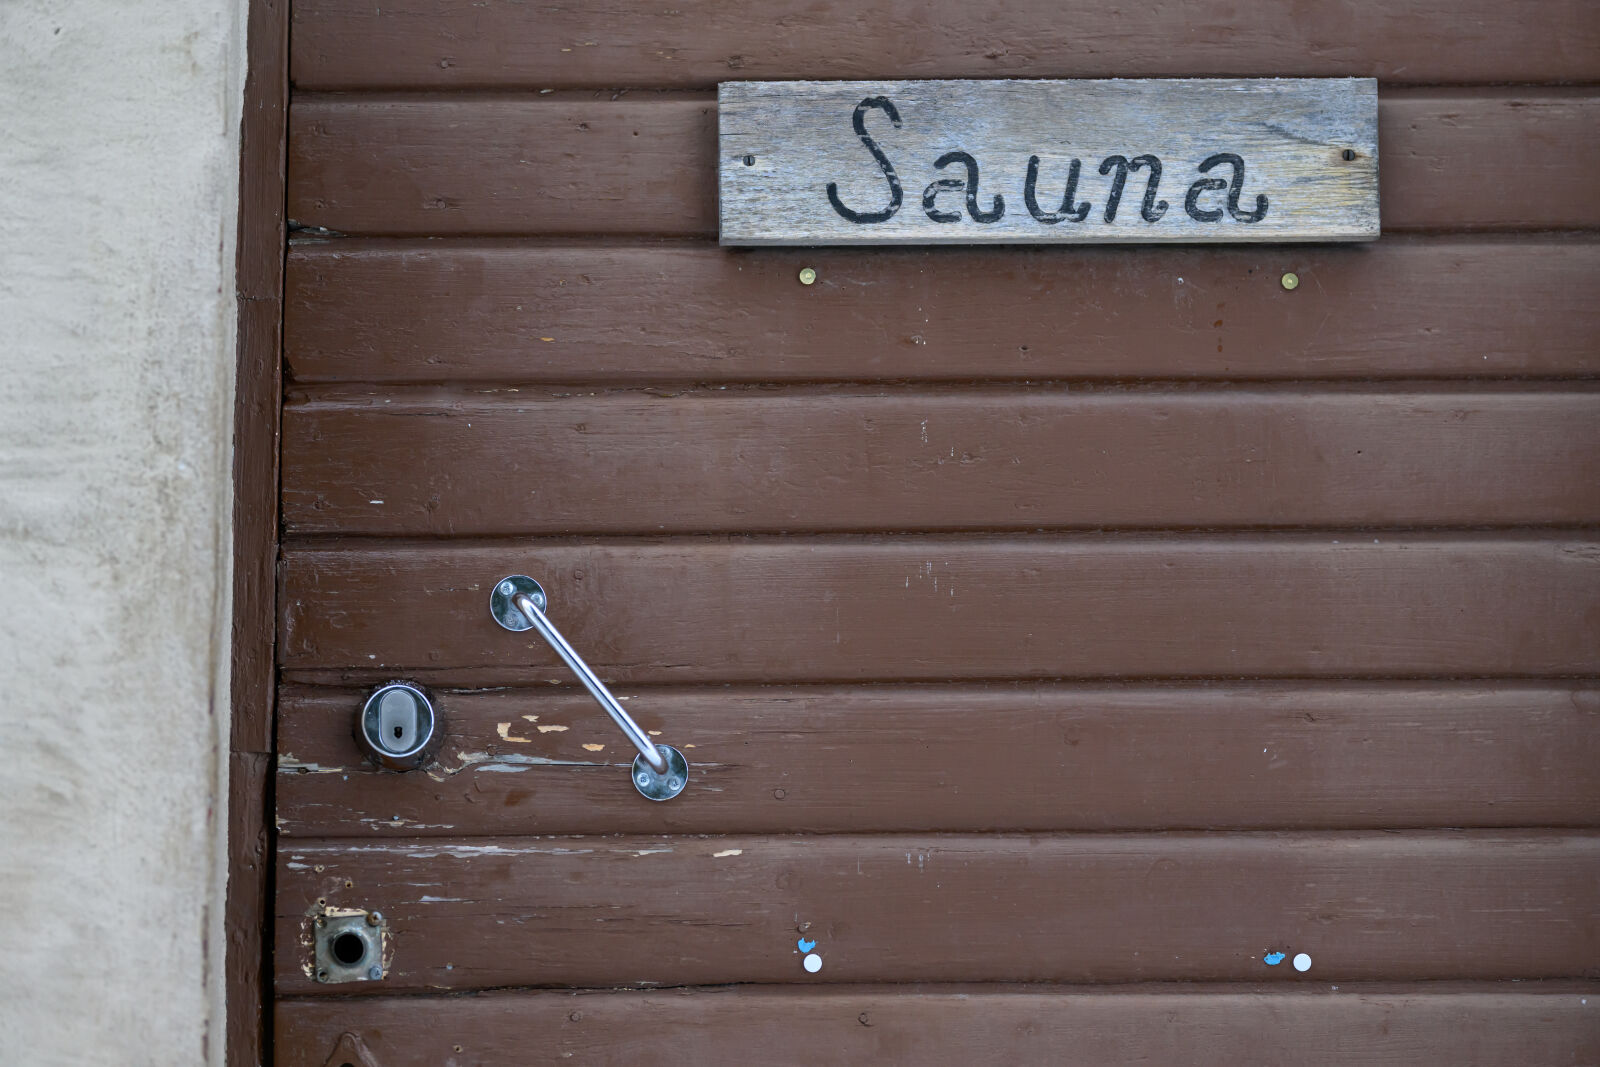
285;91;1600;237
281;389;1600;535
278;537;1600;681
719;80;1378;245
284;237;1600;384
1383;92;1600;232
287;0;1600;89
227;751;272;1067
275;683;1600;836
274;832;1600;990
231;0;288;1061
275;986;1600;1066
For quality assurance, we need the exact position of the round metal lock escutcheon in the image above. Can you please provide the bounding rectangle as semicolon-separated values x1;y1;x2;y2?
356;682;441;771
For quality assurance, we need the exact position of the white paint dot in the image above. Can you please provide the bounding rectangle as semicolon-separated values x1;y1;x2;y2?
803;953;822;973
1293;953;1312;972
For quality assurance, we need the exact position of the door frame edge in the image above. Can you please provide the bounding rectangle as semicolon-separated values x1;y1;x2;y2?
227;0;289;1062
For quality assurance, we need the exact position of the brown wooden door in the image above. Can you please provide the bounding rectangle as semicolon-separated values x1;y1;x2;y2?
268;3;1600;1062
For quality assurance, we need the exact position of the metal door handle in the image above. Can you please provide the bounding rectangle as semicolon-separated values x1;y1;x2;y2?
490;575;688;801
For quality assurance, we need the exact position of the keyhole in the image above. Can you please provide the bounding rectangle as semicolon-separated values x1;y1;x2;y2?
375;688;420;753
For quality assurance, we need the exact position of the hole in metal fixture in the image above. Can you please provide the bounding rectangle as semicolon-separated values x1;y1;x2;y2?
331;931;367;966
314;912;387;984
1341;149;1356;161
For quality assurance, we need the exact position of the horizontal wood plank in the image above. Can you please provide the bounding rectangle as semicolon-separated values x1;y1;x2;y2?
284;237;1600;383
1385;92;1600;231
286;92;1600;236
275;987;1600;1066
288;0;1600;89
274;832;1600;990
289;97;719;237
276;683;1600;836
281;389;1600;535
278;537;1600;680
718;79;1379;245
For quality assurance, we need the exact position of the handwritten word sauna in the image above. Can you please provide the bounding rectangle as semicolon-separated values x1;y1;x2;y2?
824;97;1268;228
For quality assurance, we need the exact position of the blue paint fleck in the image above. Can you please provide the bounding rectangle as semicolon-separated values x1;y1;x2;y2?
798;938;817;952
1263;952;1286;966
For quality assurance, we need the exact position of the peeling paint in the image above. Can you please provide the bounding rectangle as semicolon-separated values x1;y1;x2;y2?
278;753;347;775
361;817;455;830
400;844;596;860
712;848;743;857
496;722;533;743
582;743;606;752
423;749;608;781
536;724;569;733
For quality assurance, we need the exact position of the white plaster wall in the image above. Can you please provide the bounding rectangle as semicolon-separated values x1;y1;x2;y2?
0;2;244;1064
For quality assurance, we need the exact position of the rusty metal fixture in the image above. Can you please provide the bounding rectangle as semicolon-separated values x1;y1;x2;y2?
313;909;387;984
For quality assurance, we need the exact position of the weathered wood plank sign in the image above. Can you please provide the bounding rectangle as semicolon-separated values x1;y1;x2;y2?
719;79;1378;245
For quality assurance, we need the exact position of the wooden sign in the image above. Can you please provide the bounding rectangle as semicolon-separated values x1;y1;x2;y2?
718;79;1378;245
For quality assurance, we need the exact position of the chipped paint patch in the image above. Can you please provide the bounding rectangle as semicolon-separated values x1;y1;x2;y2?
712;848;743;858
521;714;540;722
400;843;596;860
497;722;533;743
423;749;607;781
536;724;569;733
278;753;346;775
582;743;606;752
360;817;455;830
